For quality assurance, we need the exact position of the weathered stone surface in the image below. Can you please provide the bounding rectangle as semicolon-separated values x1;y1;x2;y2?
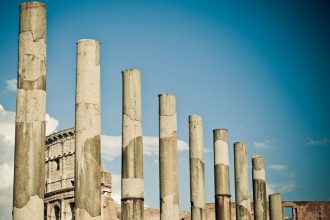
213;128;231;220
13;2;46;219
159;94;179;220
269;193;282;220
121;68;144;220
234;142;251;220
189;115;206;220
75;39;101;219
252;155;267;220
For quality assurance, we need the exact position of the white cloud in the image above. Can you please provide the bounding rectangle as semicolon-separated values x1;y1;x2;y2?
0;104;59;220
5;79;17;92
306;137;330;147
267;180;296;195
268;164;287;171
253;140;271;149
101;135;188;162
111;174;121;204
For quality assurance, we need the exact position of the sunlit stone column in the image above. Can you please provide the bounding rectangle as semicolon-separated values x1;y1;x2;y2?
121;68;144;220
269;193;282;220
234;142;251;220
213;129;231;220
189;115;206;220
252;155;267;220
13;2;46;219
159;94;179;220
75;39;101;220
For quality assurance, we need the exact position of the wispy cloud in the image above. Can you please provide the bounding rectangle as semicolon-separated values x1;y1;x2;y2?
306;137;330;147
101;135;188;162
268;164;287;171
253;140;272;149
267;180;296;195
5;79;17;92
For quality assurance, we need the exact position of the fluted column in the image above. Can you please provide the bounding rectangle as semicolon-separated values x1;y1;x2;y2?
189;115;206;220
269;193;282;220
121;68;144;220
213;129;231;220
75;39;101;219
252;155;267;220
234;142;251;220
13;2;46;219
159;94;179;220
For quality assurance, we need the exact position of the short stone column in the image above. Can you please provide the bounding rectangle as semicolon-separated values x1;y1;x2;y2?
13;2;46;219
252;155;267;220
75;39;101;219
189;115;206;220
234;142;251;220
269;193;282;220
121;68;144;220
159;94;179;220
213;129;231;220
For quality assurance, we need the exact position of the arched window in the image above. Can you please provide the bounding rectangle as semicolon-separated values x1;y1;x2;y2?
54;205;60;220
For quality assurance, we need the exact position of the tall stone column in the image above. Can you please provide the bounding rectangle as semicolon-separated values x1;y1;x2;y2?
269;193;282;220
121;68;144;220
189;115;206;220
13;2;46;219
75;39;101;219
213;129;231;220
159;94;179;220
252;155;267;220
234;142;251;220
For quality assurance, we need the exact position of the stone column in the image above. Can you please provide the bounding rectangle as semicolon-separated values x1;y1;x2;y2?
121;68;144;220
13;2;46;219
189;115;206;220
159;94;179;220
75;39;101;220
234;142;251;220
252;155;267;220
213;129;231;220
269;193;282;220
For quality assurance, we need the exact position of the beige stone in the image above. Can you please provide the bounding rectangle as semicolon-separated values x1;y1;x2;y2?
159;94;179;220
75;39;101;219
252;155;267;220
213;129;231;220
13;2;46;220
189;115;206;220
269;193;282;220
234;142;251;220
121;68;144;220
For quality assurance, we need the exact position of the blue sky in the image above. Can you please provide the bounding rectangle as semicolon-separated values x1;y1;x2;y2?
0;0;330;218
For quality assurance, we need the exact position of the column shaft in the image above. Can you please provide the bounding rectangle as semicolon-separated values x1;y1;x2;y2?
234;142;251;220
252;155;267;220
75;39;101;219
159;94;179;220
189;115;206;220
269;193;282;220
121;68;144;220
213;129;231;220
13;2;46;219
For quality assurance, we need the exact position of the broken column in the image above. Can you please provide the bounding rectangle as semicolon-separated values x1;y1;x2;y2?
13;2;46;219
213;129;231;220
269;193;282;220
252;155;267;220
234;142;251;220
159;94;179;220
75;39;101;219
121;68;144;220
189;115;206;220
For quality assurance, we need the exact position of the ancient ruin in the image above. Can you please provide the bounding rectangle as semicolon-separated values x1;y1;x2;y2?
12;1;330;220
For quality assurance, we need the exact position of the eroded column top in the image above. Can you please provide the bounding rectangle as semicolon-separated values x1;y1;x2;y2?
213;128;228;143
252;155;265;180
159;93;176;116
